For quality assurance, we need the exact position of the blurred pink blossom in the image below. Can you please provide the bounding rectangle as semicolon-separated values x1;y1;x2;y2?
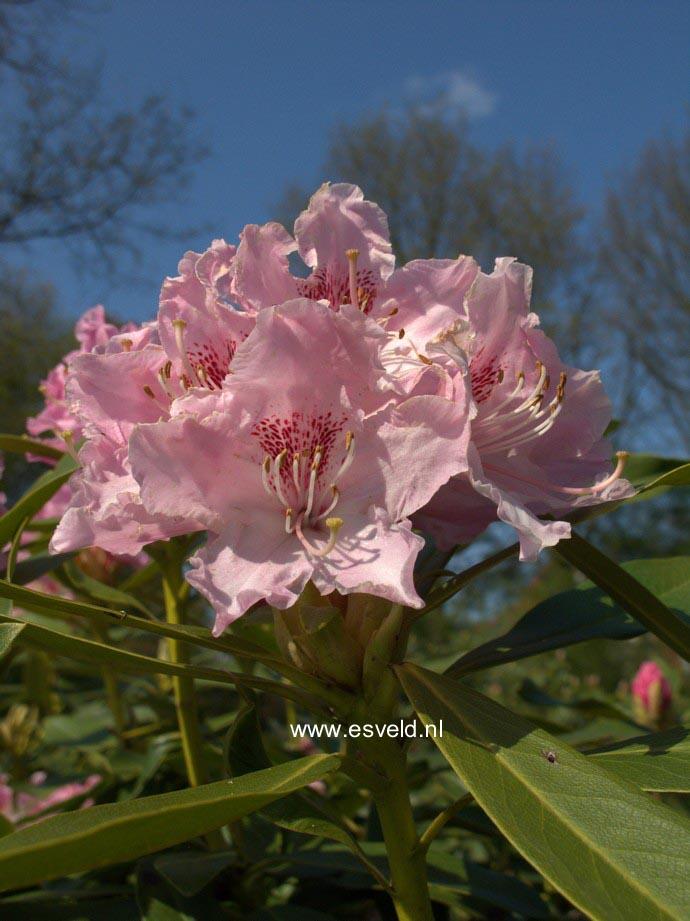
0;772;100;828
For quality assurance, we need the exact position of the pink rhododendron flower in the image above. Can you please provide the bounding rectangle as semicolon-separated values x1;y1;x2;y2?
27;306;136;456
129;300;471;632
632;661;672;725
158;238;255;390
382;257;633;559
51;243;261;558
42;182;632;621
50;328;200;556
0;772;100;828
233;183;395;314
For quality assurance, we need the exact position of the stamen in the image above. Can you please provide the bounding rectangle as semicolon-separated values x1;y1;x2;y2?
273;449;289;506
120;338;133;352
346;248;360;309
512;362;547;413
164;361;173;379
398;328;405;339
144;385;169;414
332;431;355;484
482;370;526;421
285;508;294;533
553;450;629;496
261;456;273;496
292;452;301;491
314;484;339;520
485;451;630;498
304;452;321;519
157;368;175;400
295;513;343;558
60;431;80;463
172;319;202;386
479;399;562;454
196;364;211;388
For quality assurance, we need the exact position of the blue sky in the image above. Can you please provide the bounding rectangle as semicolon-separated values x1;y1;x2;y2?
10;0;689;323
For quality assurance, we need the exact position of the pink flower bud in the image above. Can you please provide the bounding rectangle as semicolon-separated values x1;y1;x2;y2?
632;661;672;725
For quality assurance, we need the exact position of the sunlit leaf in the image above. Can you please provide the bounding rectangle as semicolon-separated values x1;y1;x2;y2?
0;623;25;660
448;556;690;675
397;662;690;921
587;726;690;793
555;534;690;660
0;754;340;891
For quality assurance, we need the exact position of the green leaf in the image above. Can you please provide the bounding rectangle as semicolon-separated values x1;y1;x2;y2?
448;556;690;676
226;706;388;888
152;851;234;898
0;580;351;710
555;534;690;661
59;559;154;617
0;612;276;693
397;662;690;921
0;754;339;892
0;434;64;462
0;623;24;660
624;453;687;484
425;845;550;918
0;453;78;548
0;890;139;921
587;726;690;793
638;462;690;495
9;552;75;585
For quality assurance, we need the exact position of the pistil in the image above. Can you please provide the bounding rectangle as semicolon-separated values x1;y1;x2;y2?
346;249;360;309
172;319;202;387
295;514;343;558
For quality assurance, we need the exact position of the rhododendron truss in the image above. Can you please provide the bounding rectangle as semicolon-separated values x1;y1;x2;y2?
128;299;471;631
1;181;679;921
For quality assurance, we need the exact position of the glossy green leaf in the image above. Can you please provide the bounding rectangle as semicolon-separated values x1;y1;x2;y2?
555;534;690;660
0;580;351;709
0;623;24;660
58;559;154;617
0;754;340;891
7;552;75;585
0;579;276;661
152;851;235;898
587;726;690;792
0;612;275;692
638;462;690;494
226;705;385;885
0;454;78;548
0;434;64;462
623;453;687;487
448;556;690;676
425;845;550;918
397;662;690;921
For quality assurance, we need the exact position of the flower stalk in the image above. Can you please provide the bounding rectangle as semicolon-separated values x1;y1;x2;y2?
348;729;434;921
160;564;207;789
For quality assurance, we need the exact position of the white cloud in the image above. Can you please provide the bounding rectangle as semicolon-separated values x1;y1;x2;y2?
404;71;497;119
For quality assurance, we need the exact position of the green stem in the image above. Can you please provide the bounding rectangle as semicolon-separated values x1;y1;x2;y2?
161;568;208;789
416;793;474;855
370;740;434;921
346;723;433;921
